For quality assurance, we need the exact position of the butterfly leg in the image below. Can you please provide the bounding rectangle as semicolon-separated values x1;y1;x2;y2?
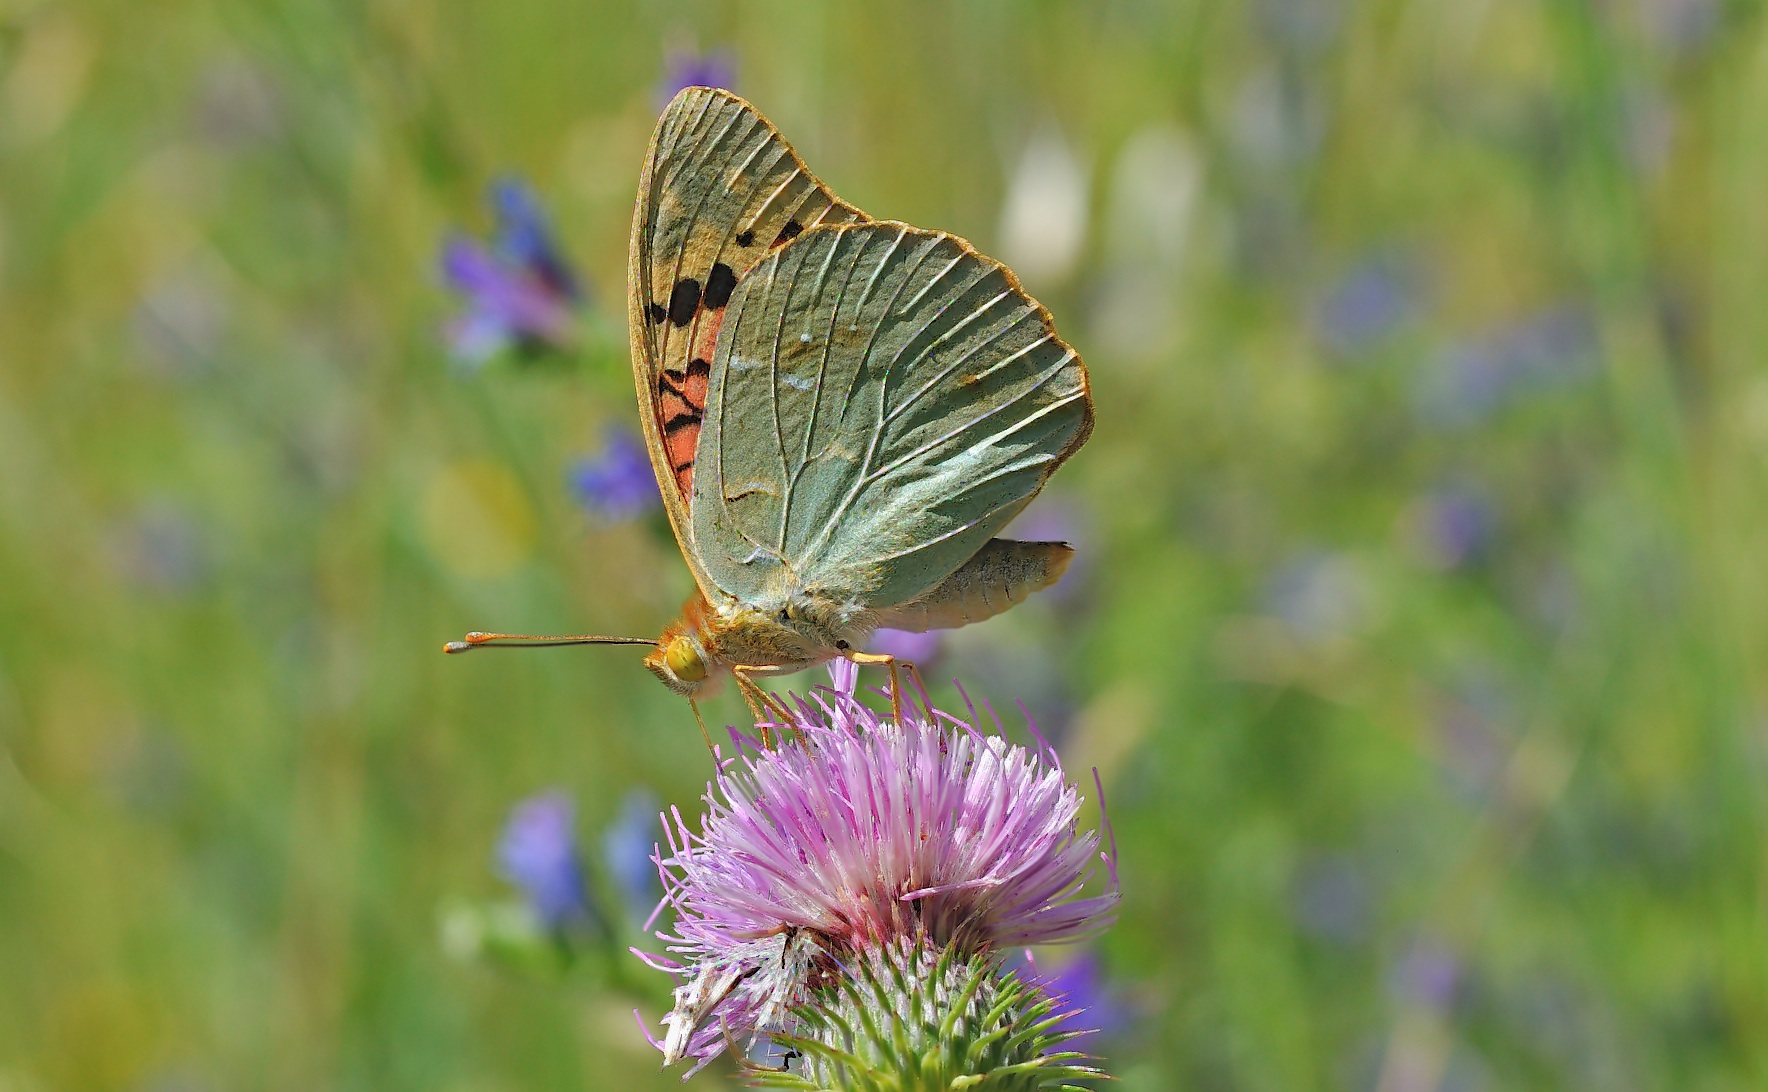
732;665;795;747
843;650;917;727
688;698;716;759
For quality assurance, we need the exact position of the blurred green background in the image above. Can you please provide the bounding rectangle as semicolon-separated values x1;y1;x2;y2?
4;0;1768;1087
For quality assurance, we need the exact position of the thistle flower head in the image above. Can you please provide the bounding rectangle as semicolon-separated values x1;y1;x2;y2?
637;663;1118;1076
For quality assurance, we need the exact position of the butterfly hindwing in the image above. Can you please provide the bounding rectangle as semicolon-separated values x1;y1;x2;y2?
691;222;1093;610
629;87;868;597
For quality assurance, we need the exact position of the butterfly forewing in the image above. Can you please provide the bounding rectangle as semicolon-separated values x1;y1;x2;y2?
629;87;869;586
692;222;1092;610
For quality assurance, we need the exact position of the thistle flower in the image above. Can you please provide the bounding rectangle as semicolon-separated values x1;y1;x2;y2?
568;429;661;522
635;661;1118;1084
440;177;582;366
497;791;598;932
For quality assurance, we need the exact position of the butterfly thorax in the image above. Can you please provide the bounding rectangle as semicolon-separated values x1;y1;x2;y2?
642;589;875;697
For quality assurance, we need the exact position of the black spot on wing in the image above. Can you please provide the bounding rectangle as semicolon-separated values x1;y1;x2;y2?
663;411;701;433
735;230;755;248
773;220;803;247
646;301;668;325
668;278;702;327
703;262;738;309
686;357;711;377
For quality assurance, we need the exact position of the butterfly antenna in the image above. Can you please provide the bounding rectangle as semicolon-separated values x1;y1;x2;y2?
442;631;657;653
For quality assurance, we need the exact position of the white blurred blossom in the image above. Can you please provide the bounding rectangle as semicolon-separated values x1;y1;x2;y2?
1091;124;1201;360
997;127;1089;289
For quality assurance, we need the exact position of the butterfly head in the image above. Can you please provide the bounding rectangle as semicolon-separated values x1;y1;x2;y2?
644;629;715;696
642;596;723;696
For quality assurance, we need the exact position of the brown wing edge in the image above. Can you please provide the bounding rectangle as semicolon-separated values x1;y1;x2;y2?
626;85;873;601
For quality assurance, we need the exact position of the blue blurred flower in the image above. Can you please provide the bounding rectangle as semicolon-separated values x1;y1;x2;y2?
1257;0;1343;55
1314;256;1413;357
659;47;736;103
497;791;597;932
440;178;582;366
1028;950;1127;1048
568;429;661;522
107;500;211;595
1263;548;1370;643
1415;306;1598;428
602;788;663;925
1291;852;1372;945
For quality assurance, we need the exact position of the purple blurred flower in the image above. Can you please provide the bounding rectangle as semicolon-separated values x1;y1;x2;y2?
568;429;661;522
1006;497;1092;607
1640;0;1718;55
488;178;581;300
867;627;942;663
1432;669;1513;799
1409;485;1494;570
637;661;1119;1072
441;178;582;366
659;47;736;104
1392;936;1461;1013
602;788;664;925
497;791;597;932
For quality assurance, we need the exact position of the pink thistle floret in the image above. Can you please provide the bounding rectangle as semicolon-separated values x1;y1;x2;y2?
637;661;1119;1072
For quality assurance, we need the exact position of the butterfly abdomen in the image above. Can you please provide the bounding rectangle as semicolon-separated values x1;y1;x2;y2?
874;539;1074;633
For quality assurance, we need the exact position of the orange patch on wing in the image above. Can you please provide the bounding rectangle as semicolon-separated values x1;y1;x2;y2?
653;311;725;499
689;312;725;364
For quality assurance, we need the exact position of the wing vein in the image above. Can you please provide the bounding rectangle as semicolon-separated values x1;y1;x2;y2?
881;287;1021;426
865;349;1078;485
794;230;943;567
767;244;795;553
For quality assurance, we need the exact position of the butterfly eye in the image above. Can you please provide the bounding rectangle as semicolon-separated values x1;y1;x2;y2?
664;636;707;682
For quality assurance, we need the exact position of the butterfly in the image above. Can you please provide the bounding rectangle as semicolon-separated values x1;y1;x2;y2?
448;87;1092;727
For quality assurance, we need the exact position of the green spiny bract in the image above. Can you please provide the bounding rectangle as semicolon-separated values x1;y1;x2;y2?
746;935;1099;1092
